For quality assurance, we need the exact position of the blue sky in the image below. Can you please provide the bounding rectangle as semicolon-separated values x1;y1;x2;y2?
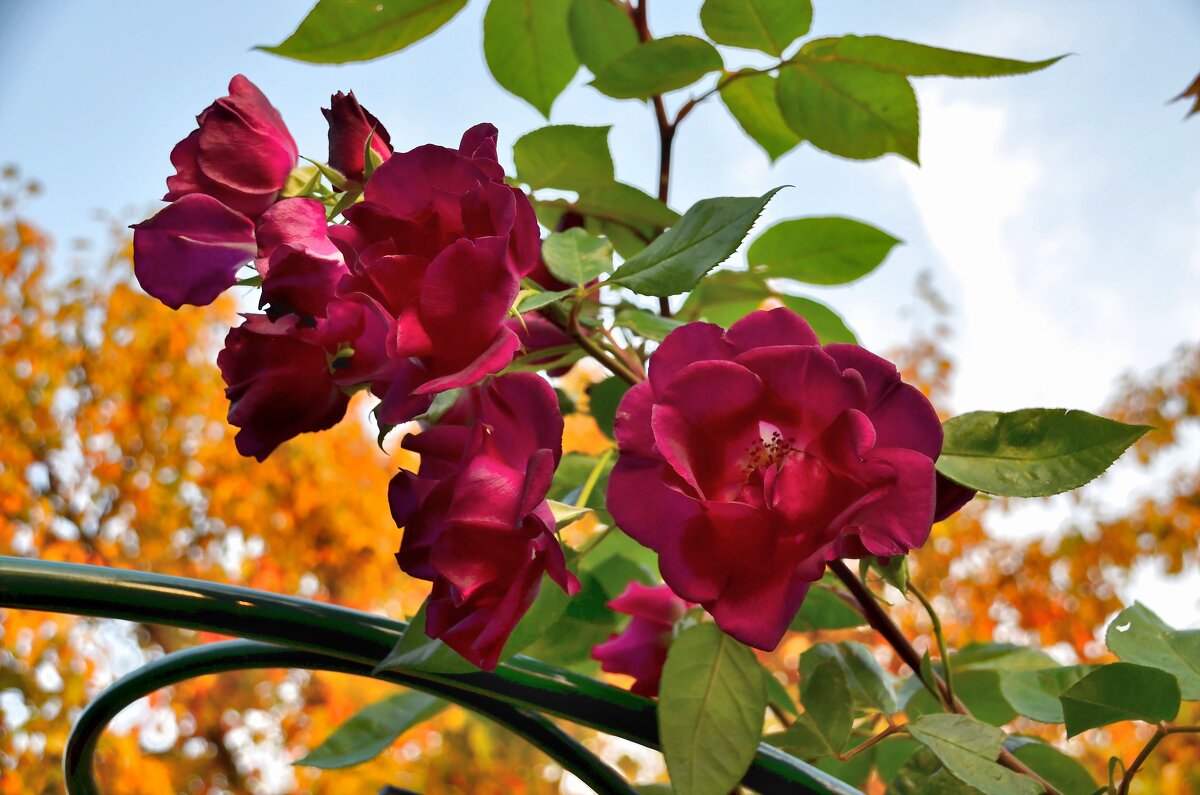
2;1;1199;622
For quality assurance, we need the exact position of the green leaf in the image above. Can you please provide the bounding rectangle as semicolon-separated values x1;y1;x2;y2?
951;670;1018;727
375;601;480;674
575;182;680;228
720;72;802;161
951;642;1058;672
800;641;897;715
1059;662;1181;738
888;747;983;795
483;0;579;117
907;714;1041;795
1106;602;1200;700
568;0;638;75
587;377;629;439
789;585;866;631
514;125;615;191
777;61;920;162
868;554;909;594
543;228;613;285
1008;739;1097;795
592;36;723;100
677;270;771;325
614;307;684;342
875;736;922;786
659;624;766;795
801;661;853;752
516;287;574;313
749;216;900;285
937;409;1150;498
260;0;468;63
699;0;811;56
764;714;833;759
296;690;446;768
999;665;1095;724
763;668;799;716
802;35;1063;78
612;189;782;297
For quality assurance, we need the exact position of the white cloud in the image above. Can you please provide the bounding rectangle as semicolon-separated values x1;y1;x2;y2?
903;86;1124;413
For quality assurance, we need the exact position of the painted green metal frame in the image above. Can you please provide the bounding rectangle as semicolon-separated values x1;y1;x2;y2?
0;556;863;795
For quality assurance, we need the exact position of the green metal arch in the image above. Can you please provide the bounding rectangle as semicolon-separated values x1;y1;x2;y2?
64;639;638;795
0;556;863;795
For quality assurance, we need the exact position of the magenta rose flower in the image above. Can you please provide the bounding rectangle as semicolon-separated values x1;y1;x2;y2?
607;308;944;650
388;373;579;670
323;91;393;189
332;123;542;423
217;314;349;461
592;582;691;697
254;198;347;318
165;75;298;220
132;194;257;309
217;297;391;461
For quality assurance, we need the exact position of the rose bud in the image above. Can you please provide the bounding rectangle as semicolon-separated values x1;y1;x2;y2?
164;75;298;220
607;308;944;650
322;91;393;189
389;373;579;670
592;582;692;697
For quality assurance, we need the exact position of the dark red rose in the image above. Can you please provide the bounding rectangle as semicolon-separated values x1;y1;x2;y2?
323;91;393;189
254;198;347;318
388;373;579;670
592;582;691;697
164;75;298;220
217;314;349;462
132;194;257;309
607;308;943;650
332;124;542;424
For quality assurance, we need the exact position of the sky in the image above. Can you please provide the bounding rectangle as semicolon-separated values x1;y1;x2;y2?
1;1;1199;621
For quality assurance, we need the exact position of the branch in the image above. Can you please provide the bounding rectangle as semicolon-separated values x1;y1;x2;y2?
827;561;1063;795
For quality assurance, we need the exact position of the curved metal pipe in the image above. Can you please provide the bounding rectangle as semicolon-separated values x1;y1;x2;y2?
0;556;861;795
63;639;637;795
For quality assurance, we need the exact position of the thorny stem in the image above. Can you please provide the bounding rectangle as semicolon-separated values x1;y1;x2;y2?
828;561;1063;795
909;582;954;708
1119;724;1200;795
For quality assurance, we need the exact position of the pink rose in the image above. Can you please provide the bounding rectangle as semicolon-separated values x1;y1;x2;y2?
165;75;298;220
592;582;691;697
389;373;579;670
607;308;943;650
323;91;393;189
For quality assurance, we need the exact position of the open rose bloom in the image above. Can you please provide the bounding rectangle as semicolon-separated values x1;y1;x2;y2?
607;308;945;650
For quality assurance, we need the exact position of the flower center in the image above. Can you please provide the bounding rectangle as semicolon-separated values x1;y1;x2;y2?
739;421;799;483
